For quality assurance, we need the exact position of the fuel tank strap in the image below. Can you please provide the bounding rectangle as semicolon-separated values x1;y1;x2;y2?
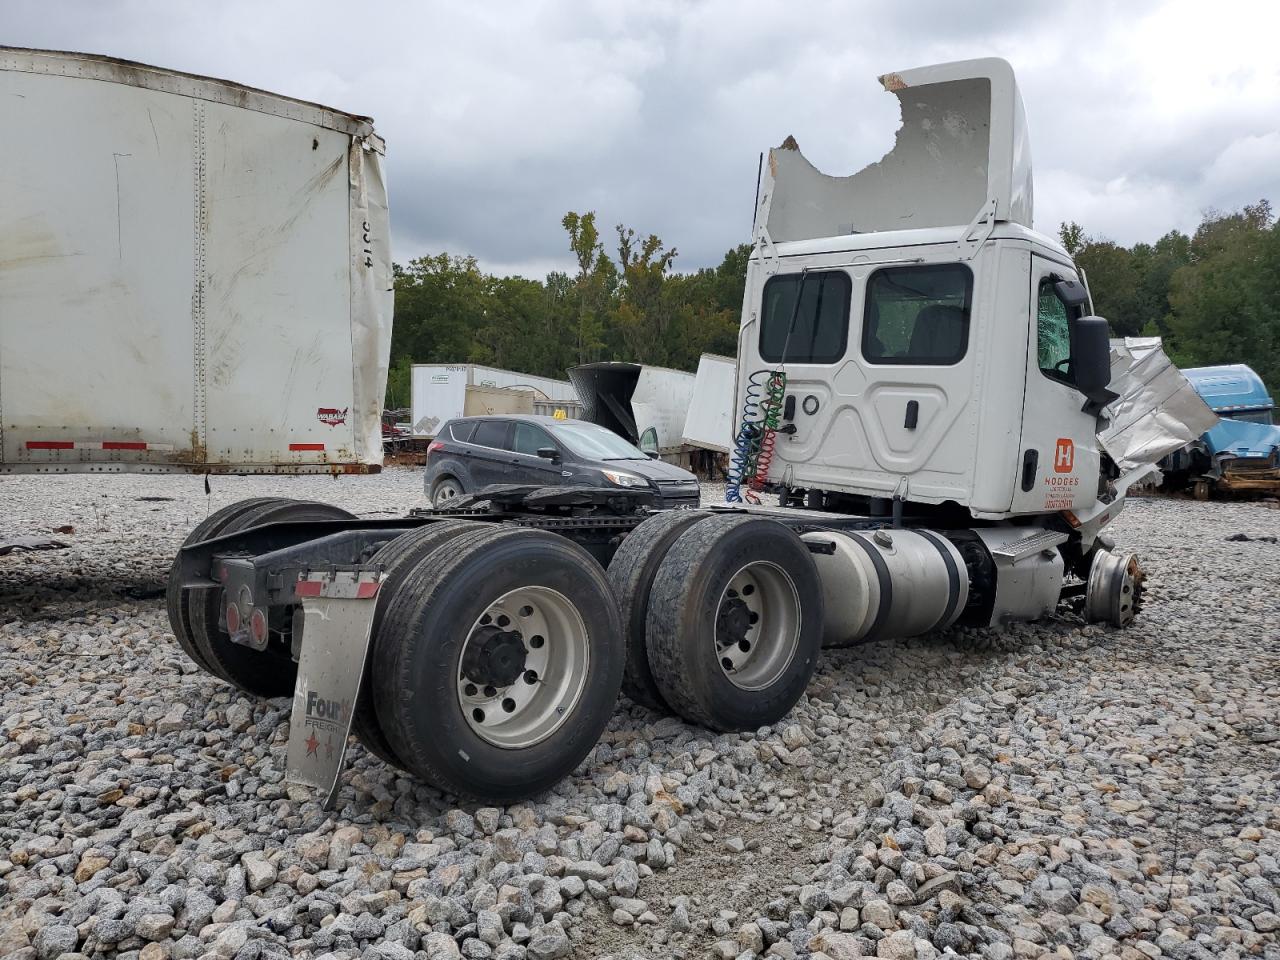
915;529;963;629
842;532;893;639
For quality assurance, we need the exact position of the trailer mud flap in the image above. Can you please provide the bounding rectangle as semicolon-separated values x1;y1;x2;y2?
285;569;385;808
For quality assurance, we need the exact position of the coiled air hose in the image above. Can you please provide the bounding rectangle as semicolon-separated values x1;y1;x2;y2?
749;371;788;495
726;369;787;503
726;267;811;504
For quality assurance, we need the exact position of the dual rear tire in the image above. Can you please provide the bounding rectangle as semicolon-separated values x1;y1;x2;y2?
366;527;623;800
608;512;823;732
167;497;355;697
169;496;821;798
168;498;624;801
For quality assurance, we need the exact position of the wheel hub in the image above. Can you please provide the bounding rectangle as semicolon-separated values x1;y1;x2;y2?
461;626;527;687
1085;549;1144;627
716;596;752;648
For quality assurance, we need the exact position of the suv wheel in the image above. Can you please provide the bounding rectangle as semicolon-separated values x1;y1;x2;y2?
432;476;464;508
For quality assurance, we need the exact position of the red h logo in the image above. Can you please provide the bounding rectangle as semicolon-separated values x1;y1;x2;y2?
1054;438;1075;473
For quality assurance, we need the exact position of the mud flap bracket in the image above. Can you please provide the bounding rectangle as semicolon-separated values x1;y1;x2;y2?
285;568;385;808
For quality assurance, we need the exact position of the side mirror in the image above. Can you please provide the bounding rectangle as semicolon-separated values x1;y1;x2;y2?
1054;277;1089;308
1069;315;1118;411
536;446;560;463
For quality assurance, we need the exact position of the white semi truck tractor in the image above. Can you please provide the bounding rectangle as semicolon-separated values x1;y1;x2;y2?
166;58;1209;805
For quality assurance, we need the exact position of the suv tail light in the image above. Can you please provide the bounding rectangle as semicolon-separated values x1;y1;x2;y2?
428;441;444;454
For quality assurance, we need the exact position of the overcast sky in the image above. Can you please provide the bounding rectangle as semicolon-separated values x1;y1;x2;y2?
6;0;1278;277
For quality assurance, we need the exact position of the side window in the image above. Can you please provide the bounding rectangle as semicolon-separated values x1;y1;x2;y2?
449;420;477;443
759;271;851;364
1037;280;1075;383
862;264;972;365
471;419;509;449
512;422;553;456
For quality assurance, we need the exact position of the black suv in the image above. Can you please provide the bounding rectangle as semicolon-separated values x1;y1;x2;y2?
425;415;701;508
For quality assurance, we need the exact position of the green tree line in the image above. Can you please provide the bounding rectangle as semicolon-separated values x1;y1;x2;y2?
1062;199;1279;388
386;201;1280;407
386;212;747;407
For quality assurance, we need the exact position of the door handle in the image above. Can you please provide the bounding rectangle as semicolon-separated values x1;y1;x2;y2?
904;400;919;430
1021;449;1038;491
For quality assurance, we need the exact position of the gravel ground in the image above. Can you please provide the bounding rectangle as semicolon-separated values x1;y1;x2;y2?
1;469;1278;960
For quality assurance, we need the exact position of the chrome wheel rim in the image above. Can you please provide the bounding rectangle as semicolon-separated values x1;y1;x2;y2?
714;561;801;691
1086;550;1142;626
457;586;589;748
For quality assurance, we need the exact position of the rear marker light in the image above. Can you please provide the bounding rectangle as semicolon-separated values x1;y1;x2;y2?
250;609;268;644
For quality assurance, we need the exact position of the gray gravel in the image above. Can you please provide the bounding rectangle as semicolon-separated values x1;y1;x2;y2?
1;470;1277;960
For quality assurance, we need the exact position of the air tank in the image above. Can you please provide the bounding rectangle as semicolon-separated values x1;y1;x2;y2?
801;529;968;646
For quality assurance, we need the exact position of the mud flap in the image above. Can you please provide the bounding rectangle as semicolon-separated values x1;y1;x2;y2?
285;569;385;808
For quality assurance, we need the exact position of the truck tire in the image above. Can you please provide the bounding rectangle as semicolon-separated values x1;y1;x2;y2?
372;526;624;802
350;519;487;768
645;515;822;731
607;510;711;712
166;497;292;676
188;499;355;697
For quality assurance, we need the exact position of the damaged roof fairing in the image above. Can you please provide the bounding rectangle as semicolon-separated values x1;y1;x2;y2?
755;57;1033;244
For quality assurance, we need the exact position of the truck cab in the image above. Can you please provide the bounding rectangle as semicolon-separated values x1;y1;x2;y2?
733;58;1114;524
1179;364;1280;497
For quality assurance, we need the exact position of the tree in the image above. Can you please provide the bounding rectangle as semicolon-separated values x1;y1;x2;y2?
384;200;1278;408
1059;222;1085;256
1166;201;1279;388
561;211;617;363
612;224;678;363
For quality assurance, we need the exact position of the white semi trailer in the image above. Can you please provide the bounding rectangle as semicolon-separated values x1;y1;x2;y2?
167;58;1208;805
0;48;392;475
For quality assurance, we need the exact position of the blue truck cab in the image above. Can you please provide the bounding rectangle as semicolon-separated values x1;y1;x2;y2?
1178;365;1280;496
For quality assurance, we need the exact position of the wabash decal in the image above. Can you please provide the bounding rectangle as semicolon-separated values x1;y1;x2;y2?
1053;438;1075;473
317;407;348;427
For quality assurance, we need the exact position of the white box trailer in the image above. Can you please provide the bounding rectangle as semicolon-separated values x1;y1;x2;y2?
0;48;392;474
681;353;737;453
568;362;697;455
410;364;579;436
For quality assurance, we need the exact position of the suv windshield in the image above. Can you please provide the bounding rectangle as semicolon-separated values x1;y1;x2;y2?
551;421;647;460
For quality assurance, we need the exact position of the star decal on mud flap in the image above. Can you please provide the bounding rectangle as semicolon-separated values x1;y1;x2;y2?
305;732;320;758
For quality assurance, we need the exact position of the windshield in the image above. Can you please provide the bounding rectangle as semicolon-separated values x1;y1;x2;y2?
551;421;647;460
1225;409;1275;425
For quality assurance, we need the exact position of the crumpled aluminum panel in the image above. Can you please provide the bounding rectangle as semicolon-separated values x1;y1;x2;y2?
1099;338;1218;472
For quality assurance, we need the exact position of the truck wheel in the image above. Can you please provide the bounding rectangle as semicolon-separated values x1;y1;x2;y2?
645;515;822;731
431;476;464;508
188;499;355;697
607;510;711;712
372;526;624;802
350;519;487;768
1085;549;1144;627
166;497;292;676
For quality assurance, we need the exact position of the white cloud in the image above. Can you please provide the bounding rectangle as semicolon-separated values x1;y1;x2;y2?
2;0;1277;265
